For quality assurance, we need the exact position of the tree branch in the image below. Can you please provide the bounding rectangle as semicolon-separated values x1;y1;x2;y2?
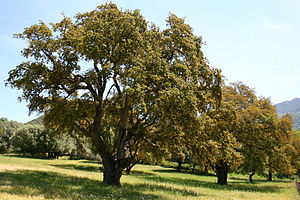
41;49;57;66
105;84;115;100
75;122;91;137
113;73;122;97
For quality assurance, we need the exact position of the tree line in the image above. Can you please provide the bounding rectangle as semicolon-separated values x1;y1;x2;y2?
0;118;100;160
5;3;300;186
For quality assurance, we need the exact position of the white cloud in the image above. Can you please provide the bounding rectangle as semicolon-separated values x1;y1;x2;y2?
260;19;291;34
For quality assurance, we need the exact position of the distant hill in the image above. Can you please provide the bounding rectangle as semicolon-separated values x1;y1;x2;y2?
275;98;300;130
25;116;43;125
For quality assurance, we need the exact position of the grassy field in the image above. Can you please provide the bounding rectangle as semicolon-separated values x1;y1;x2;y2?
0;154;298;200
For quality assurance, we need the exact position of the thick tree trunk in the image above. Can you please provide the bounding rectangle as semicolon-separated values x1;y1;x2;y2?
267;171;272;181
216;161;228;185
89;103;130;186
103;165;122;186
101;155;123;186
91;133;124;186
249;172;255;184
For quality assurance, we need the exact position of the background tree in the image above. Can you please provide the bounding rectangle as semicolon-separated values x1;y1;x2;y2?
206;102;242;185
6;3;222;186
239;98;277;183
224;82;296;183
265;114;296;181
290;130;300;176
11;124;76;158
11;125;40;156
0;118;22;153
223;82;261;183
191;96;242;185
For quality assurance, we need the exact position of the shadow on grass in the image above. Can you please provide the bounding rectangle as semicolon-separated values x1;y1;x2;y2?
153;169;216;177
124;170;155;176
52;163;155;176
2;154;51;160
138;175;285;193
51;164;101;172
79;160;101;164
229;176;292;183
0;170;203;199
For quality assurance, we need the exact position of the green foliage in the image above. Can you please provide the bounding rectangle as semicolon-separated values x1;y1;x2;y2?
11;124;76;158
290;130;300;176
5;2;297;187
0;118;22;153
218;82;297;182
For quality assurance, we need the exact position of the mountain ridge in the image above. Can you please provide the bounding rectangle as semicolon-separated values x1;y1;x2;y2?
275;97;300;130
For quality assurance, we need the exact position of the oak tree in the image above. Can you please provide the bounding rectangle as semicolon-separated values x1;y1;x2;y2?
191;93;242;185
6;3;222;185
266;114;297;180
224;82;296;183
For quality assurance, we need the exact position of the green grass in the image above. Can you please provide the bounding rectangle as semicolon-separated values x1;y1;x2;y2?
0;155;298;200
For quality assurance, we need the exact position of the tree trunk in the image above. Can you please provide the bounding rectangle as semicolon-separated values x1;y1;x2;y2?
89;103;130;186
103;167;122;186
192;163;196;174
216;161;228;185
267;171;272;181
125;162;135;175
102;158;122;186
177;159;182;172
125;166;132;175
249;172;255;184
204;166;208;175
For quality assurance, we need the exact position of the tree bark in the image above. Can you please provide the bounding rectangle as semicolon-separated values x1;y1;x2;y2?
100;152;123;186
249;172;255;184
267;171;272;181
216;160;228;185
91;130;124;186
103;165;122;186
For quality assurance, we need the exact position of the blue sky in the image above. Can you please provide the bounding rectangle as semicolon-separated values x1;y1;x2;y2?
1;0;299;122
